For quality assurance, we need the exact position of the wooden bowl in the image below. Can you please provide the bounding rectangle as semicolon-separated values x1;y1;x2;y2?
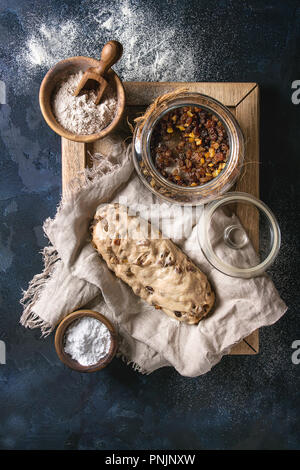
39;56;125;143
54;309;118;372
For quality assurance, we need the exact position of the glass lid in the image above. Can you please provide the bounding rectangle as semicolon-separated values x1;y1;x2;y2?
197;192;281;278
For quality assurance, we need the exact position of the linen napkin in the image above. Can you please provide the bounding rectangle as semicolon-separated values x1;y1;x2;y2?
20;136;287;376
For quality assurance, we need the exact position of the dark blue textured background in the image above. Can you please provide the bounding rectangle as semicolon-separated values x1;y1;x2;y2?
0;0;299;450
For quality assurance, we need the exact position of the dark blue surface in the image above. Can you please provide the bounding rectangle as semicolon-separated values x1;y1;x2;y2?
0;0;299;450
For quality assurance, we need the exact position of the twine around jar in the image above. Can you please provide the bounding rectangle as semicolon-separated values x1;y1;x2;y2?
134;87;188;135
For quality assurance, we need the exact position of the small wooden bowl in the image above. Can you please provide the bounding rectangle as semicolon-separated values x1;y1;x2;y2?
39;56;125;143
54;309;118;372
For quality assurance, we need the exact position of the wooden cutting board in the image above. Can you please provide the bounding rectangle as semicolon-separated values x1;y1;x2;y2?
61;81;259;355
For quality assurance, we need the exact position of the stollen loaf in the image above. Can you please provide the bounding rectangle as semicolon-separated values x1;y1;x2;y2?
91;203;215;324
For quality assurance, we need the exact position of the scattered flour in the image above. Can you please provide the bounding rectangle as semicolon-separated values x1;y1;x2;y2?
64;316;112;367
52;71;118;135
15;0;198;93
23;21;79;69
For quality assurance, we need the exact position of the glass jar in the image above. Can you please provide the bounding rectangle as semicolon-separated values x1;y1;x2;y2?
133;92;245;205
197;192;281;278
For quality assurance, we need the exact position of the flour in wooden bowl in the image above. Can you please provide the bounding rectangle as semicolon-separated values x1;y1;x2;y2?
52;71;118;135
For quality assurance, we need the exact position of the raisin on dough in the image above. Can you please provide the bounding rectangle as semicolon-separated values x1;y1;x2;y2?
91;204;215;324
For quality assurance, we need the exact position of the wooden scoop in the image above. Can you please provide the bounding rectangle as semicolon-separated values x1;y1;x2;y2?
74;40;123;105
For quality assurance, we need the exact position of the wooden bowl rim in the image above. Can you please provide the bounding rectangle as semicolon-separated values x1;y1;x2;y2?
54;309;118;372
39;56;125;143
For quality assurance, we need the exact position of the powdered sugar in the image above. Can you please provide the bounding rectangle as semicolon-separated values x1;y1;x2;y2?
52;71;118;135
64;316;112;366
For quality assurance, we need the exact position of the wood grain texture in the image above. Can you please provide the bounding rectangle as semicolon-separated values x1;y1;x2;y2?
61;81;260;355
229;85;260;355
124;82;257;107
62;138;86;193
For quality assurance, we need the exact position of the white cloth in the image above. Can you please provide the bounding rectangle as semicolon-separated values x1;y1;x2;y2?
21;140;287;376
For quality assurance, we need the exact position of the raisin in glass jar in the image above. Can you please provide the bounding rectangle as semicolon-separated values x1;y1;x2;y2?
133;92;244;205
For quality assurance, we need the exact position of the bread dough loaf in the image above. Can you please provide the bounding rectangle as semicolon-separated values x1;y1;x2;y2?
91;204;215;324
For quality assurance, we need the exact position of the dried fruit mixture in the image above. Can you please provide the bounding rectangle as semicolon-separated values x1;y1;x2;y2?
150;106;229;186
